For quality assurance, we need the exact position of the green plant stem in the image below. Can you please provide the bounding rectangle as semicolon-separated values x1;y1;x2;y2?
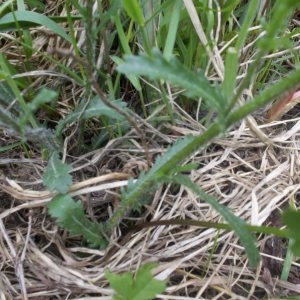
134;219;289;239
157;66;300;174
105;67;300;232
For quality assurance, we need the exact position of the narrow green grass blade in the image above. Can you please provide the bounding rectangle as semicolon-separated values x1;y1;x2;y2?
0;11;71;42
221;47;238;100
113;13;132;54
0;141;22;152
234;0;260;51
0;53;37;128
163;0;181;61
173;175;260;268
122;0;144;26
112;13;142;91
280;239;294;281
222;0;260;104
16;0;33;60
0;0;14;16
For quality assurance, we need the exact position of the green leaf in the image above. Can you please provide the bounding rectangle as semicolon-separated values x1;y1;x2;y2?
111;56;141;91
282;209;300;257
122;0;144;26
105;263;166;300
0;81;18;109
290;240;300;258
55;96;127;138
221;47;238;100
0;11;71;42
163;0;181;61
172;163;199;173
28;88;58;111
107;68;300;235
280;210;299;237
172;175;260;268
117;50;226;117
48;194;107;248
43;152;72;194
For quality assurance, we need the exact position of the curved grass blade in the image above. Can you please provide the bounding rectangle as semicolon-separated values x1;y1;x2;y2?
0;11;71;42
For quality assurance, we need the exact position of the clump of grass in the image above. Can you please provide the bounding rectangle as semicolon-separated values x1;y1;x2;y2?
1;0;300;299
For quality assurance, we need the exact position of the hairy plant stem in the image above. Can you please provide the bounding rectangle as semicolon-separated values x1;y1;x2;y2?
105;67;300;232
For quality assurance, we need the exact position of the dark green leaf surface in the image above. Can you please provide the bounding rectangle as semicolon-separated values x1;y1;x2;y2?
282;209;300;256
48;194;107;248
105;263;166;300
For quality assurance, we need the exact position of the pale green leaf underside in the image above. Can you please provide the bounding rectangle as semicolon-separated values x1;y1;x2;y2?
43;152;72;194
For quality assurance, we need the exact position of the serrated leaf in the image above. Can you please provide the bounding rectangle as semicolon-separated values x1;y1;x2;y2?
117;50;226;116
43;152;72;194
172;174;260;268
105;263;166;300
48;194;107;248
111;56;141;91
55;96;127;138
0;11;71;42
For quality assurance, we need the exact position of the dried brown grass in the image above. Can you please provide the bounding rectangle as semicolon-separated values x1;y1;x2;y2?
2;113;300;299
